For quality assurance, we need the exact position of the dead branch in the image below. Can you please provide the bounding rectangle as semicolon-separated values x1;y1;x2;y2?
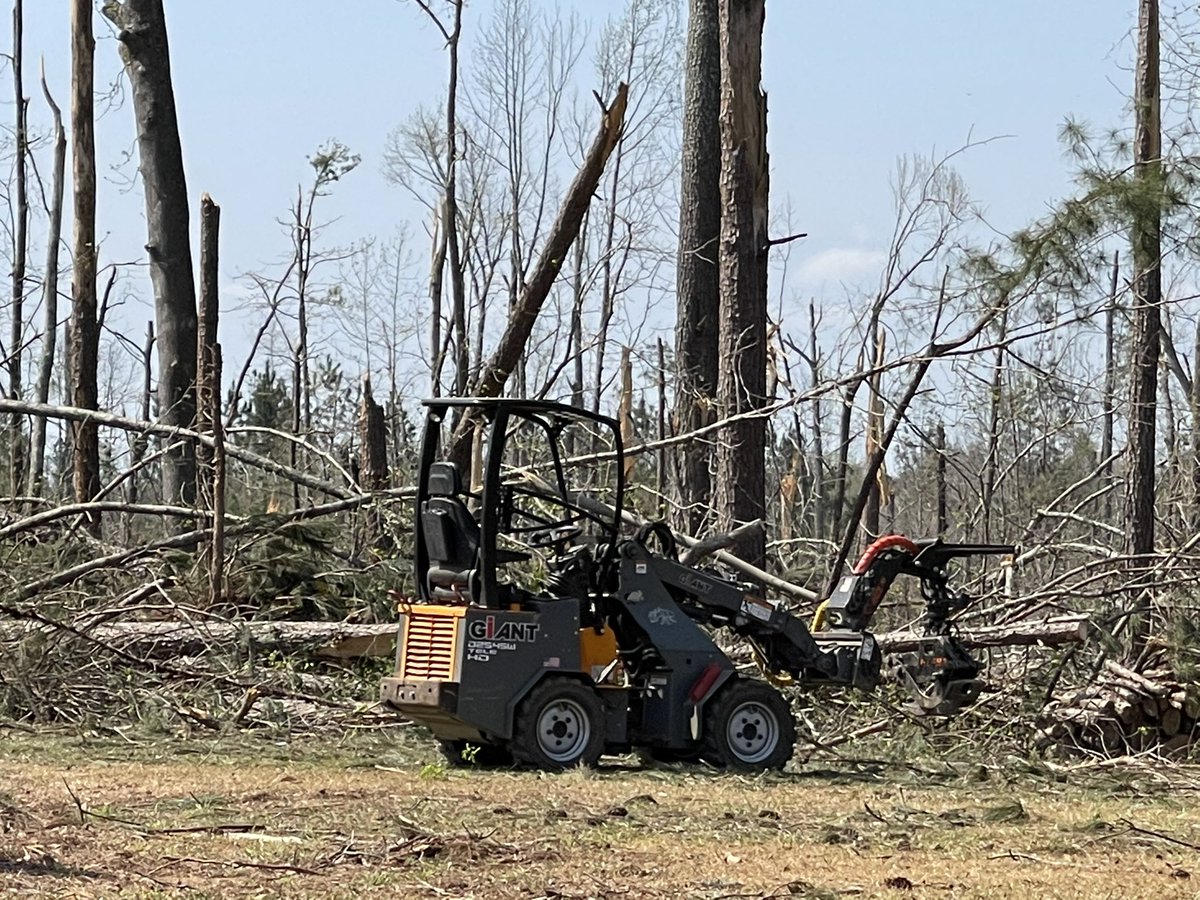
680;519;764;566
0;501;223;542
0;398;353;499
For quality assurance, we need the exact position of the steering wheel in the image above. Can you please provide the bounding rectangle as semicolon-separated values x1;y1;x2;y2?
529;524;583;549
634;521;678;560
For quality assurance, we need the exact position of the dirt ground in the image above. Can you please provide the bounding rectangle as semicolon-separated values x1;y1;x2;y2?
3;726;1200;899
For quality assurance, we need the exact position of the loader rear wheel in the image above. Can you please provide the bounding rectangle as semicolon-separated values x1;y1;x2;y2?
510;678;605;770
702;679;795;772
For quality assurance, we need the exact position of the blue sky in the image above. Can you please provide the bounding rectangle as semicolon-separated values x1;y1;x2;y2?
19;1;1137;361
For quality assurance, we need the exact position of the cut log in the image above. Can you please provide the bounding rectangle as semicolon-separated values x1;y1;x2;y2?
6;609;1088;663
1102;659;1169;696
1159;703;1182;736
878;615;1089;654
1185;693;1200;721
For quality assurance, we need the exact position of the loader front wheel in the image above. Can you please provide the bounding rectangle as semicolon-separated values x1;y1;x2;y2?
702;679;795;772
510;678;605;770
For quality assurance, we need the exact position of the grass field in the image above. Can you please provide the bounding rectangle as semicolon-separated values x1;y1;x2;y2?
3;726;1200;898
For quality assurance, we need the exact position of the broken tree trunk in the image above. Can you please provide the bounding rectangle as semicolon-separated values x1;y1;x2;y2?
104;0;199;508
447;83;629;469
27;63;66;498
69;0;101;534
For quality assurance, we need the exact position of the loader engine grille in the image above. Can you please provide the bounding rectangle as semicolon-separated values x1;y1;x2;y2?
401;611;460;681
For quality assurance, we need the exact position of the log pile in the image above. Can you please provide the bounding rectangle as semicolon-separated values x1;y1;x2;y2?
1038;650;1200;754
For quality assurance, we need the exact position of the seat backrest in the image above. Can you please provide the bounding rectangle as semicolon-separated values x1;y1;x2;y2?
421;462;480;602
427;460;463;498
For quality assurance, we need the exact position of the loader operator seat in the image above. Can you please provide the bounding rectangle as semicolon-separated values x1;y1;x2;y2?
421;461;528;604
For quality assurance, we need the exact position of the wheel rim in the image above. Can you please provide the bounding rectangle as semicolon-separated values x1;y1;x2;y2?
536;698;591;764
725;700;780;764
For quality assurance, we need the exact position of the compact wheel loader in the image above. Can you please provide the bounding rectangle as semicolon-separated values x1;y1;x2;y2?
380;398;1012;771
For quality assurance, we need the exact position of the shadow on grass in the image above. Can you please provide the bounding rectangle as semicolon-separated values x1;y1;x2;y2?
0;852;104;881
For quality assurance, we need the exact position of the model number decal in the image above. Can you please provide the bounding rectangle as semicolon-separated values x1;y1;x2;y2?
466;615;540;663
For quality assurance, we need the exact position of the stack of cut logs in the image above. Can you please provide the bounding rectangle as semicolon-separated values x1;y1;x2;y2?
1038;651;1200;754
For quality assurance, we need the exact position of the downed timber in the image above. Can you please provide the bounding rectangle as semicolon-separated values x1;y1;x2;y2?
878;614;1090;654
1;619;397;661
3;612;1090;665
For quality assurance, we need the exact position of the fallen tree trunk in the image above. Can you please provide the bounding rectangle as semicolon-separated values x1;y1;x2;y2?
1;619;397;660
3;612;1090;665
877;614;1090;654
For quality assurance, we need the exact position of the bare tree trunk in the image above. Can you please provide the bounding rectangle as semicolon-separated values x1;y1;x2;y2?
444;1;467;399
1161;336;1176;476
863;328;885;541
807;301;826;540
196;194;219;516
8;0;28;496
656;337;667;517
981;304;1009;541
123;321;153;544
569;211;587;413
592;144;625;414
1102;250;1118;524
714;0;769;568
209;346;225;605
292;201;307;511
104;0;198;509
674;0;721;534
69;0;100;534
935;422;947;536
1192;319;1200;531
1125;0;1162;652
414;0;466;400
28;63;65;497
829;375;863;548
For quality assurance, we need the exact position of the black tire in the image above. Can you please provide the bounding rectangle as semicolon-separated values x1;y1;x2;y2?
510;677;606;770
438;740;513;768
701;679;795;772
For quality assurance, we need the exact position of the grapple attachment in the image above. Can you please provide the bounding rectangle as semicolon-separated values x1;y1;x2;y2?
819;536;1014;716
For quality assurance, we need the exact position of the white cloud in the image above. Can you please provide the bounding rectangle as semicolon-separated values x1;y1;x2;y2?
796;247;886;286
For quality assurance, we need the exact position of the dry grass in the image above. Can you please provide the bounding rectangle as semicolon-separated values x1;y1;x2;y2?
3;727;1200;898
